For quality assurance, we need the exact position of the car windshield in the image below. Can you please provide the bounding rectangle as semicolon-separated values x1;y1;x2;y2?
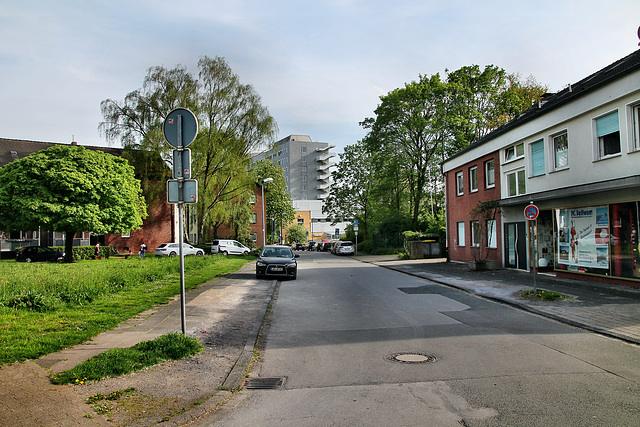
261;247;293;258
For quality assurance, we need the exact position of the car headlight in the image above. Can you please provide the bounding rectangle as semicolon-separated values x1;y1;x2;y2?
256;261;266;267
285;262;296;267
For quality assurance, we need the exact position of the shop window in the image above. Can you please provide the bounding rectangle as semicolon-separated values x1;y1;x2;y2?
595;110;620;159
505;143;524;162
530;139;545;176
456;171;464;195
506;169;526;197
469;166;478;192
485;159;495;188
553;131;569;170
457;222;465;246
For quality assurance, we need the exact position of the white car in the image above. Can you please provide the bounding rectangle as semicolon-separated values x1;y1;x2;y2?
155;243;204;257
211;239;251;255
334;241;355;256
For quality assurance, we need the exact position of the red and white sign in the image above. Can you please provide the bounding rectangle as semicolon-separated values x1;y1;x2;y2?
524;204;539;220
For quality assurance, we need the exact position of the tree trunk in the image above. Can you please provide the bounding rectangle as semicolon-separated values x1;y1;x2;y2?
64;231;75;263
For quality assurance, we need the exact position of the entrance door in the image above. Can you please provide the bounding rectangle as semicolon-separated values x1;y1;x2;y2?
504;222;527;269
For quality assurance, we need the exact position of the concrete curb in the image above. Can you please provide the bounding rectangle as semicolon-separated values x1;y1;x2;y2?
158;279;278;426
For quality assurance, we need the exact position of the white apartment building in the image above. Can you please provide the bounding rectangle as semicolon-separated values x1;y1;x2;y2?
443;49;640;284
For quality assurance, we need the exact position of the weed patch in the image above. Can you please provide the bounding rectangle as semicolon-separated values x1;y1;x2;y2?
520;288;569;301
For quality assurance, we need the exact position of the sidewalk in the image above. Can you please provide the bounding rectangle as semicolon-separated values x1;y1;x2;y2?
0;263;275;426
358;255;640;345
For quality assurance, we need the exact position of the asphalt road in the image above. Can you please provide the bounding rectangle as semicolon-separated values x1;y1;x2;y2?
202;251;640;426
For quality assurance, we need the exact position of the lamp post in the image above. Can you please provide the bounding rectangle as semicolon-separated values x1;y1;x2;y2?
260;178;273;247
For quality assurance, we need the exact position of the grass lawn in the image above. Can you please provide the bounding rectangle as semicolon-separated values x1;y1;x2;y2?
0;255;252;365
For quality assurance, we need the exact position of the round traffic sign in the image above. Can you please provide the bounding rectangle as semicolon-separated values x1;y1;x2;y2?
524;204;539;220
163;108;198;148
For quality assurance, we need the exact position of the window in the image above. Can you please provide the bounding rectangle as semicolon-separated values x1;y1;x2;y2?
553;132;569;169
507;169;526;197
530;139;545;176
632;103;640;152
301;147;307;153
297;218;304;225
302;156;307;163
486;219;497;248
469;166;478;192
485;159;495;188
505;143;524;162
471;221;480;247
249;232;257;242
595;110;620;158
302;175;308;182
456;171;464;195
301;166;307;173
249;194;257;204
457;222;465;246
250;213;257;224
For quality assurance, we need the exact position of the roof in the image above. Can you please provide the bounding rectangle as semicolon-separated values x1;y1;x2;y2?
0;138;123;168
443;48;640;165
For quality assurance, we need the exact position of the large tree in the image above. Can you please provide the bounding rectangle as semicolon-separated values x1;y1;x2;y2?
323;141;374;239
0;145;147;262
253;160;294;244
99;56;277;242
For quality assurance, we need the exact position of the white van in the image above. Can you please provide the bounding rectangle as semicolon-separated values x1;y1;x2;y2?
211;239;250;255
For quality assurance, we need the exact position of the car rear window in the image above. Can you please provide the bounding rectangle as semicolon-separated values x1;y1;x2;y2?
212;240;219;245
158;244;167;248
342;242;353;245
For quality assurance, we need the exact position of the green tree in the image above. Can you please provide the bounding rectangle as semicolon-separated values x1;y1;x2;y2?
253;160;294;244
323;141;374;239
286;224;307;245
0;145;147;262
99;56;277;243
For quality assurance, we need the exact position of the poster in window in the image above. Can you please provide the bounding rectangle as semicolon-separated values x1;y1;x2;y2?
556;206;609;269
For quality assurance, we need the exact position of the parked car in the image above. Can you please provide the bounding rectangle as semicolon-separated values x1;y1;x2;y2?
318;241;334;252
16;246;64;263
155;243;204;257
333;241;355;256
305;241;317;251
211;239;250;256
292;243;305;251
256;245;299;280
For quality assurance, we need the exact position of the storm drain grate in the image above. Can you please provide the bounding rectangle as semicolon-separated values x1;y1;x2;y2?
244;377;287;390
385;352;437;364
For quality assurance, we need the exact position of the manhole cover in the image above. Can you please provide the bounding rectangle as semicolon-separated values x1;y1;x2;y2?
385;352;437;364
244;377;286;390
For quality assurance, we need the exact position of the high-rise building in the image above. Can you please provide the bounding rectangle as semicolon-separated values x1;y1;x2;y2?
254;135;335;200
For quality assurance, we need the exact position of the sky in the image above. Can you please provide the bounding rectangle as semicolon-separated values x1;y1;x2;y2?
1;1;638;154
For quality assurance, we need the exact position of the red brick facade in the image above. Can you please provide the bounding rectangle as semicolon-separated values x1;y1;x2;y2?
215;186;266;246
445;152;502;265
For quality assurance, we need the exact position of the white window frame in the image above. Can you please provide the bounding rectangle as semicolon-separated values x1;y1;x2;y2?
631;102;640;153
594;110;621;160
552;131;569;170
471;220;480;247
456;171;464;195
469;166;478;193
487;219;497;249
484;159;495;189
529;139;545;177
457;222;465;247
506;168;526;197
505;143;524;163
250;213;257;224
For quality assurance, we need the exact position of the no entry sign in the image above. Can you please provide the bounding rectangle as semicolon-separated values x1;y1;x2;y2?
524;204;539;220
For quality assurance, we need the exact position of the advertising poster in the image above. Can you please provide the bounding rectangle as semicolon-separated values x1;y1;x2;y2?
556;206;609;269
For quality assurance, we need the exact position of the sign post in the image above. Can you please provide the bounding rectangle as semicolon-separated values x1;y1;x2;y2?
163;108;198;334
525;203;539;288
354;220;359;255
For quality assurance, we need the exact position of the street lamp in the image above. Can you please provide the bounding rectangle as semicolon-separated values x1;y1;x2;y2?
260;178;273;247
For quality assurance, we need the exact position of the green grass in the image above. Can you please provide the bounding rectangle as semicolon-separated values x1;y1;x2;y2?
51;333;203;385
519;288;570;301
0;255;252;365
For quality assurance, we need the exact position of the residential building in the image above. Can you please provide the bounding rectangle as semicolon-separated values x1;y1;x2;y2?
0;138;174;257
253;135;335;200
442;49;640;285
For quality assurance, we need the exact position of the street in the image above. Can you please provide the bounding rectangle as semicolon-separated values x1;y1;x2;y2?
202;251;640;426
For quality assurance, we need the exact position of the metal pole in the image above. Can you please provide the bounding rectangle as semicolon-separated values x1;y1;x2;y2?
261;184;266;247
177;114;186;334
533;218;538;288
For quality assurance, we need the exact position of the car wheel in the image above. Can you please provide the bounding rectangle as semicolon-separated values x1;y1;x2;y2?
169;252;177;257
196;251;204;256
222;251;228;256
243;251;249;255
26;258;32;263
291;272;297;280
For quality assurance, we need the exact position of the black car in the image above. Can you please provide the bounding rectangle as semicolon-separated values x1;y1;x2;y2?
16;246;64;263
256;245;299;280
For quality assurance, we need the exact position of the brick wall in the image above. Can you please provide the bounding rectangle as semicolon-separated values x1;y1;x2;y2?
446;152;502;265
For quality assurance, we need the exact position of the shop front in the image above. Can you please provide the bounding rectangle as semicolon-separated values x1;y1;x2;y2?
554;201;639;281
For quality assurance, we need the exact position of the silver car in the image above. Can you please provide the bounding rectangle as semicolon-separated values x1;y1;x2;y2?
334;241;355;256
155;243;204;257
